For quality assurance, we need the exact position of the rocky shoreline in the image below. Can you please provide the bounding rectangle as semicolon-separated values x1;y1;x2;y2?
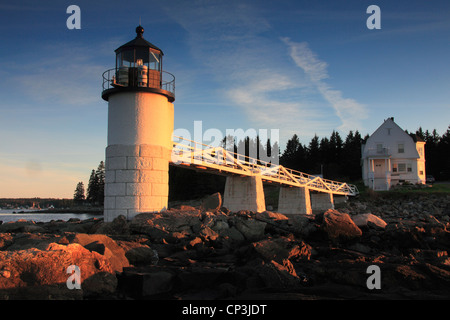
0;192;449;300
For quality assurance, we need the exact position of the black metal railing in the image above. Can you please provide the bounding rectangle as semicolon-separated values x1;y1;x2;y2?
102;68;175;96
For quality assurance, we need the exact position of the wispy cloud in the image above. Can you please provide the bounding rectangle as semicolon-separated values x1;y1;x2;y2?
164;0;368;146
282;37;368;132
226;70;333;141
164;1;337;143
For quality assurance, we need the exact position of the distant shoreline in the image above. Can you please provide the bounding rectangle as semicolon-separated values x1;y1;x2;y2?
25;207;103;215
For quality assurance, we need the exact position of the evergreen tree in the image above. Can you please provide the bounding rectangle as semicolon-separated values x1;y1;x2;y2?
342;130;363;180
222;134;237;153
73;182;85;204
330;130;343;161
87;169;98;204
436;126;450;180
280;134;305;171
307;134;321;173
416;127;425;140
264;137;280;165
271;140;281;165
282;134;301;160
424;129;440;178
96;161;105;205
86;161;105;205
319;137;330;164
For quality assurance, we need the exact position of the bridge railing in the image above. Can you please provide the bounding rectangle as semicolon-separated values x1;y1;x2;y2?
172;135;359;196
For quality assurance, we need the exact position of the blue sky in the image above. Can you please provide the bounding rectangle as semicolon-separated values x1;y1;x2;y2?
0;0;449;198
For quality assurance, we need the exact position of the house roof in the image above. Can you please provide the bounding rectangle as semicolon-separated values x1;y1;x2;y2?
362;117;423;159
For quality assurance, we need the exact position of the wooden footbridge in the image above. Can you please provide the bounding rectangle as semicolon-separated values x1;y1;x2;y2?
170;135;358;214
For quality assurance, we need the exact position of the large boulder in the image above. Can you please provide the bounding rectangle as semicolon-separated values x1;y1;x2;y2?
252;236;312;263
129;209;203;242
1;233;63;251
72;234;130;272
255;259;304;289
235;218;266;241
351;213;387;230
0;242;116;299
288;215;317;238
218;226;245;242
321;209;362;241
200;192;222;212
0;220;45;233
95;215;130;235
116;240;159;266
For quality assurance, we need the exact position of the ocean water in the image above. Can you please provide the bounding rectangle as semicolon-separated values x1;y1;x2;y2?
0;209;100;223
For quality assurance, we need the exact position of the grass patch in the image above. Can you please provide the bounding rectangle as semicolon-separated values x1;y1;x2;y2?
350;181;450;201
420;183;450;193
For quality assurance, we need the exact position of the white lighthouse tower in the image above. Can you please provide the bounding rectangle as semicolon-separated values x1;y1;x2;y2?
101;25;175;222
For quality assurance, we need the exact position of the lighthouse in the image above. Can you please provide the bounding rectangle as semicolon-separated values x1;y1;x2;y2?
101;25;175;222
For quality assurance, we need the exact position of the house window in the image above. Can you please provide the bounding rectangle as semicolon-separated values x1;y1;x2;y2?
376;144;383;153
398;144;404;153
393;163;411;173
387;128;391;135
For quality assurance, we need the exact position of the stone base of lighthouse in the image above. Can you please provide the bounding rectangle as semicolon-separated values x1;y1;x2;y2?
104;144;171;222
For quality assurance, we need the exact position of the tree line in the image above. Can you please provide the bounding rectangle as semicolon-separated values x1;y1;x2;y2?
413;126;450;181
0;198;74;209
73;161;105;205
280;130;364;181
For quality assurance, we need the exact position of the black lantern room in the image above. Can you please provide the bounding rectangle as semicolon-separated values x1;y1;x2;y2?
102;25;175;102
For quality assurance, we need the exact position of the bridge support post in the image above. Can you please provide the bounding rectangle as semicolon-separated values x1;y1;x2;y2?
223;176;266;213
311;192;334;212
278;186;312;215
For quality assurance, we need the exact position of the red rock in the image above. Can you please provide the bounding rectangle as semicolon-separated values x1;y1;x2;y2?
0;242;116;299
321;209;362;241
252;236;311;263
256;211;289;222
351;213;387;229
73;233;130;272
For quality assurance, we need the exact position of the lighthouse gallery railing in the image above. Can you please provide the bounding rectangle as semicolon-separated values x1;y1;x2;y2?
102;68;175;96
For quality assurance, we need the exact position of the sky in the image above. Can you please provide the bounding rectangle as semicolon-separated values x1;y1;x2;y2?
0;0;449;198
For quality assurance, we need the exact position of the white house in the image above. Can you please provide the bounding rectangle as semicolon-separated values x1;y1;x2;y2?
361;117;426;190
